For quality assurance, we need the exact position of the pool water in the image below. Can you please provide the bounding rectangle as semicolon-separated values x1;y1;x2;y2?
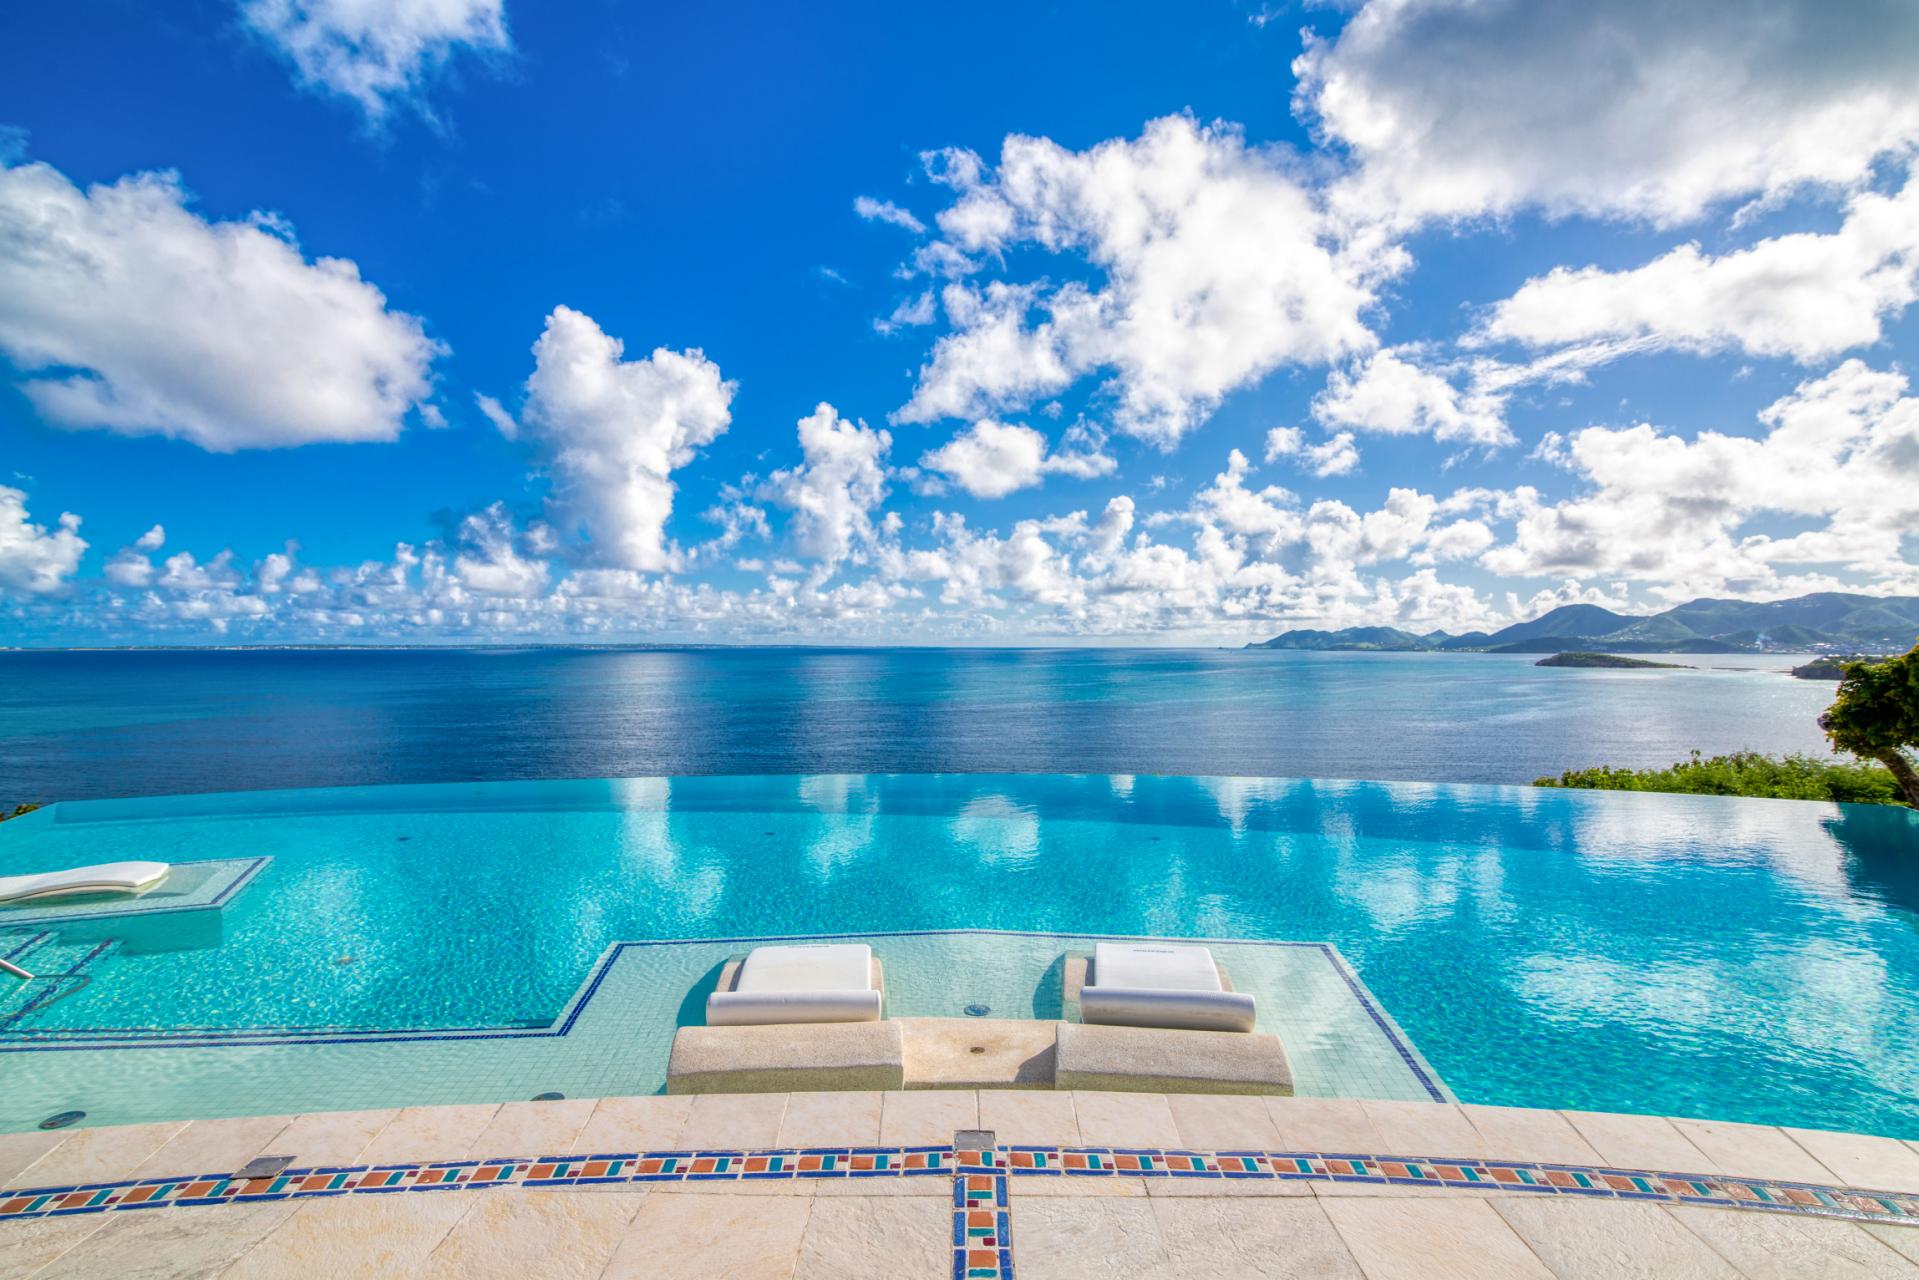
2;773;1917;1136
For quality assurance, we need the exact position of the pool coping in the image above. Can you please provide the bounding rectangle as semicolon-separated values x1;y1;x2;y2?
0;929;1450;1104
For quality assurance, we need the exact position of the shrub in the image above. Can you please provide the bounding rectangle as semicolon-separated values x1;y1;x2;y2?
1533;751;1906;806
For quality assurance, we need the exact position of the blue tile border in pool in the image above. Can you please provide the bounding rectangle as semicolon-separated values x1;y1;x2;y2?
0;929;1449;1105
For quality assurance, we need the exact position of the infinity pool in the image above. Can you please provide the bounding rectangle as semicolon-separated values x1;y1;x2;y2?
2;774;1916;1136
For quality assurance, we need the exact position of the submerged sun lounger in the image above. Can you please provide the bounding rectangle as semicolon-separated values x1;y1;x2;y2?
0;861;170;905
669;942;898;1093
1077;941;1259;1033
704;942;884;1026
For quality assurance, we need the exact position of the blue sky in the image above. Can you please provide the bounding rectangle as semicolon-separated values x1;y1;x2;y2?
2;0;1917;644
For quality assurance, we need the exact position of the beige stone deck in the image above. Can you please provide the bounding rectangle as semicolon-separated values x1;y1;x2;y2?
6;1093;1919;1277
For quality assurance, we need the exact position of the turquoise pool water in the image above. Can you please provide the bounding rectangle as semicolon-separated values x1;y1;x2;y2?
3;773;1918;1136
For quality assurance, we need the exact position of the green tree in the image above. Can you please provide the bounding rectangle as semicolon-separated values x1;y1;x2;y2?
1820;642;1919;807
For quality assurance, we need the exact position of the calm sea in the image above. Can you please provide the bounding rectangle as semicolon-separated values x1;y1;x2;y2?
0;647;1840;806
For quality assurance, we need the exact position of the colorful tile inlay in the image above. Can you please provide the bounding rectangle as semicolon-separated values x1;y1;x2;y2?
10;1137;1919;1280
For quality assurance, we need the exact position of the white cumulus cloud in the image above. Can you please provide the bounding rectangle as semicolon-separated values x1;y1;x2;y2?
0;487;86;596
1313;350;1512;446
0;157;442;451
893;115;1378;445
920;420;1116;498
760;404;894;570
521;306;735;573
1297;0;1919;227
1479;177;1919;362
241;0;510;121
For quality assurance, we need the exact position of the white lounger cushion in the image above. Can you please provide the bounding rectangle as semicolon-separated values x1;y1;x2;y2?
0;861;169;905
1081;942;1258;1033
706;943;882;1026
1092;943;1223;992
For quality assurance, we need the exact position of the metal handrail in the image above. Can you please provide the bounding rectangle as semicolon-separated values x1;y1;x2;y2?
0;957;32;981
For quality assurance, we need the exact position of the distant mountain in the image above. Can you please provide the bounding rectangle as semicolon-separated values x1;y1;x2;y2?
1252;626;1430;651
1484;604;1638;646
1249;592;1919;654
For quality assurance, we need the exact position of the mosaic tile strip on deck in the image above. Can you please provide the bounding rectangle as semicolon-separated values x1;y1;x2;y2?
7;1141;1919;1234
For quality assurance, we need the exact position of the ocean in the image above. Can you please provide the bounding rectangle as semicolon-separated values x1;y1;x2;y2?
0;647;1839;805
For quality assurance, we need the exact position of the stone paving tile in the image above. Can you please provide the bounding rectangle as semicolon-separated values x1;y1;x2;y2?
1072;1092;1180;1148
266;1108;398;1169
879;1090;977;1147
979;1091;1080;1147
358;1103;501;1166
1148;1176;1311;1197
1786;1127;1919;1193
675;1092;789;1150
1320;1196;1556;1279
1461;1103;1604;1166
1491;1197;1741;1279
1012;1175;1150;1198
418;1189;647;1280
0;1131;67;1188
0;1212;110;1278
601;1190;811;1279
1668;1204;1919;1278
471;1099;597;1160
1669;1117;1840;1185
1359;1100;1492;1160
792;1195;948;1279
222;1189;476;1279
569;1095;693;1155
1263;1097;1385;1153
1563;1110;1718;1174
5;1122;187;1190
1864;1224;1919;1265
133;1115;291;1181
35;1198;302;1280
1166;1092;1282;1152
1013;1197;1174;1280
778;1092;883;1149
1151;1197;1365;1277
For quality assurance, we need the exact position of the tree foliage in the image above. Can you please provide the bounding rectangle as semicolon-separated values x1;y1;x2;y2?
1820;642;1919;806
1535;751;1906;805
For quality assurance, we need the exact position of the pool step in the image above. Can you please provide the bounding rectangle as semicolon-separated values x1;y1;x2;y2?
0;934;121;1025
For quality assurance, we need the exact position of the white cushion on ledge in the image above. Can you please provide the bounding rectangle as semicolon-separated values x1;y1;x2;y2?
0;861;170;904
734;943;874;994
1092;942;1223;992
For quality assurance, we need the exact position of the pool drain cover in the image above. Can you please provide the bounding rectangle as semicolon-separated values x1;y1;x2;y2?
238;1156;294;1178
39;1110;85;1130
963;1003;990;1017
